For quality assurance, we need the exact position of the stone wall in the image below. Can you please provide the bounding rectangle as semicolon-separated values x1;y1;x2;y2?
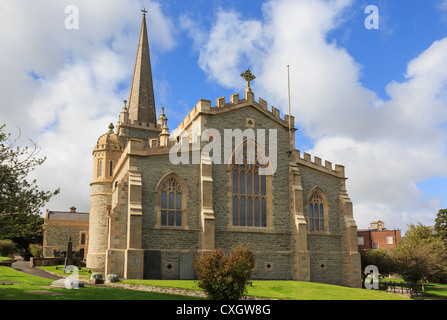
86;182;112;271
298;164;355;286
43;222;88;258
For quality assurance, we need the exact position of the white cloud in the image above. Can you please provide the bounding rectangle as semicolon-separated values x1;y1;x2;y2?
184;0;447;230
0;0;177;213
2;0;447;232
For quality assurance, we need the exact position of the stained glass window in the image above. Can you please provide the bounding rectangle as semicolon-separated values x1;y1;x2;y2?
309;190;325;232
161;177;183;227
232;142;269;227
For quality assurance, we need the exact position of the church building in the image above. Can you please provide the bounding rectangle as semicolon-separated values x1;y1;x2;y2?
86;11;362;287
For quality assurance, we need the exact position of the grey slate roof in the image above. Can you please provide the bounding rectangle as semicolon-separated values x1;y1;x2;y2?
47;211;89;221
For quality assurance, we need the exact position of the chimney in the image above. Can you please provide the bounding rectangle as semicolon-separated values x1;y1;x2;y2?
370;219;385;231
70;206;77;213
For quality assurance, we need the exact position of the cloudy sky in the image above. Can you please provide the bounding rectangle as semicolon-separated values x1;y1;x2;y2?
1;0;447;232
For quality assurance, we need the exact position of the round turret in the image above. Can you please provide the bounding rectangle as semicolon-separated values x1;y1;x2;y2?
86;123;124;271
92;123;124;182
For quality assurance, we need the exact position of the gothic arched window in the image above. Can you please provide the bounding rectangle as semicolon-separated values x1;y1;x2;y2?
231;141;269;227
160;176;183;227
308;190;326;232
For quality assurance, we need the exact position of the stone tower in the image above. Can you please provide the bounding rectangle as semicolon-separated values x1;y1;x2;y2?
87;10;159;271
86;124;124;270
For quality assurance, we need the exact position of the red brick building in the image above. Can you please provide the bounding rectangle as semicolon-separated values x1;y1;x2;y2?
357;220;401;250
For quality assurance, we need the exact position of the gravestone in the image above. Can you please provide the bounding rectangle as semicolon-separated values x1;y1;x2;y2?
64;236;73;269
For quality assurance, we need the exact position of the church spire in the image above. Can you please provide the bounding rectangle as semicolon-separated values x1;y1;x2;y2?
127;9;156;125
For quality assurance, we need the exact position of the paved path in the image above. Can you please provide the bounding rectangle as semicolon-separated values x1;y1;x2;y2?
11;260;61;281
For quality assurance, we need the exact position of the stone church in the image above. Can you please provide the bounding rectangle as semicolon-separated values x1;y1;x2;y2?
85;11;362;287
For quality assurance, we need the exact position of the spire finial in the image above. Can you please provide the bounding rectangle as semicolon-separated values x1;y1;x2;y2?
141;8;148;16
241;69;256;92
108;123;114;133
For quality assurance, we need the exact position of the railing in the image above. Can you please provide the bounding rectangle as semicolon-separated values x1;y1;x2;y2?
379;281;425;298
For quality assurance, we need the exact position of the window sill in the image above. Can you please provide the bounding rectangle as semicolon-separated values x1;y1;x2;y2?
307;232;342;237
226;225;276;233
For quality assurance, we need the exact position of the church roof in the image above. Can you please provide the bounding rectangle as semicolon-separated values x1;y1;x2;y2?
46;211;89;221
127;10;157;126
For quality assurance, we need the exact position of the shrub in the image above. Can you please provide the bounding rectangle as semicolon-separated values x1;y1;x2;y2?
29;243;43;258
194;244;256;300
0;240;16;257
360;248;395;277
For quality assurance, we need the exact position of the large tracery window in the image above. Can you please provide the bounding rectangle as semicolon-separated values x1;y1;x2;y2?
160;177;183;227
232;142;268;227
309;190;325;232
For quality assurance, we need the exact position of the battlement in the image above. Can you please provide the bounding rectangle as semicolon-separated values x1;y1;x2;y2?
294;149;345;178
117;109;161;132
211;92;295;127
124;137;176;155
175;91;295;133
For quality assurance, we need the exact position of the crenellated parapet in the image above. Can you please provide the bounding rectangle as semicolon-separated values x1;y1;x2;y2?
173;91;295;137
211;92;295;128
292;149;345;178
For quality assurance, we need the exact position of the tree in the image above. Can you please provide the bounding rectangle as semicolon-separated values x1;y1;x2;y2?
360;248;395;279
435;209;447;245
194;244;256;300
393;223;447;283
0;124;59;253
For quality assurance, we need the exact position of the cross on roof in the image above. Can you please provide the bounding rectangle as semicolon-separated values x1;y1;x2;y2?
141;8;148;15
241;68;256;91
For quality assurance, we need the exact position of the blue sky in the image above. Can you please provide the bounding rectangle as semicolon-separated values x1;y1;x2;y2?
1;0;447;232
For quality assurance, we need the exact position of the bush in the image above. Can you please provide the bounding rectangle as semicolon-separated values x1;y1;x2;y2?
29;243;43;258
360;248;395;277
194;244;256;300
0;240;16;257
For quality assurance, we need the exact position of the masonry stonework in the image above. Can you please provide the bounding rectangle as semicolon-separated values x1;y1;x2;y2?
84;12;362;287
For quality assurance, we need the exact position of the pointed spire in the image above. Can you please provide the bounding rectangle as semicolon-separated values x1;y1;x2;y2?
127;10;156;125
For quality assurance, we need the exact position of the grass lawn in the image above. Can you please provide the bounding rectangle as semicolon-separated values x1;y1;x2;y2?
424;283;447;300
39;265;97;279
0;266;201;300
121;279;409;300
0;257;13;261
41;265;413;300
7;264;447;300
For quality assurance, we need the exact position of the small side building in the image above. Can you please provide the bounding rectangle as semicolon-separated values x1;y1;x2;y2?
357;220;401;250
43;206;89;260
